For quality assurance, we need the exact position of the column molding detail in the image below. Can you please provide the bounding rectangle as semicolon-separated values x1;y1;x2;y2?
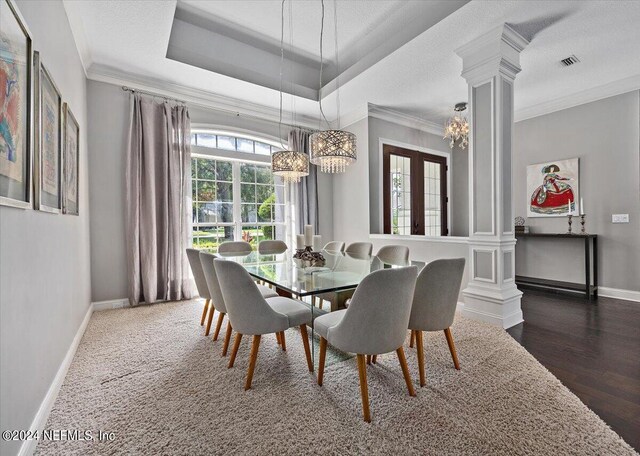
456;24;529;329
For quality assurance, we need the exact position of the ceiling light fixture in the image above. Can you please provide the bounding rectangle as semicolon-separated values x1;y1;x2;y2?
271;0;309;183
309;0;356;174
443;102;469;149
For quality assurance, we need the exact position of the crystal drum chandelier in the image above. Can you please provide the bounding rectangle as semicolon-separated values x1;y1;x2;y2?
309;129;356;173
271;149;309;183
309;0;356;174
271;0;309;183
443;102;469;149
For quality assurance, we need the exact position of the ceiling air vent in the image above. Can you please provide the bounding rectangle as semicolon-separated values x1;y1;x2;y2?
560;55;580;67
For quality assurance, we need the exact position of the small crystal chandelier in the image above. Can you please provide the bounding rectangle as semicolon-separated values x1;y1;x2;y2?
271;0;309;183
444;102;469;149
271;150;309;183
309;0;356;174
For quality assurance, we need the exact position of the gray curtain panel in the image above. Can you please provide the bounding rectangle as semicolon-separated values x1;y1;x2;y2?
288;129;319;234
125;95;195;305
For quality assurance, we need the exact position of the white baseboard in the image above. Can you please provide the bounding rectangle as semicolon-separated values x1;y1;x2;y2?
92;298;130;311
18;304;94;456
598;287;640;302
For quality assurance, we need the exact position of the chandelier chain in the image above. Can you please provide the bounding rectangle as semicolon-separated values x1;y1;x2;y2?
318;0;330;128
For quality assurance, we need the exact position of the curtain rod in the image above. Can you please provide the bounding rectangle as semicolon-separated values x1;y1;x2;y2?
120;85;316;133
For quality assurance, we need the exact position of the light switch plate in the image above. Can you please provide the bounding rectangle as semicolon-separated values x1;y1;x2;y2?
612;214;629;223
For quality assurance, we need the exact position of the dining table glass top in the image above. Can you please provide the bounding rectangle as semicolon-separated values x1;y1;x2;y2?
219;249;425;297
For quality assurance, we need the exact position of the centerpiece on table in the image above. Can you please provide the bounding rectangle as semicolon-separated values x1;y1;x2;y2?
293;225;325;268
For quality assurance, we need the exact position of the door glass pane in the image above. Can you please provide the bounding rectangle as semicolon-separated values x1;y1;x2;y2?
390;154;411;235
424;160;442;236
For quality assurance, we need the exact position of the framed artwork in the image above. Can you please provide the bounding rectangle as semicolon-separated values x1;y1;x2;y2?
34;51;62;213
62;103;79;215
526;158;580;217
0;0;33;209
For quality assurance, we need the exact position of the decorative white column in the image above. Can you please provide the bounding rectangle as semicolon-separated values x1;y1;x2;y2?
456;24;529;329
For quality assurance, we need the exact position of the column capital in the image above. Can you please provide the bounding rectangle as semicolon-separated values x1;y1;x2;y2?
455;23;529;85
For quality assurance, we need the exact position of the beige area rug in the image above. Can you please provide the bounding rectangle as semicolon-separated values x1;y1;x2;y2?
36;300;636;455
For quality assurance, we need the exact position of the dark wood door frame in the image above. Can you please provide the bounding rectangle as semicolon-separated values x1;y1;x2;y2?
382;144;448;236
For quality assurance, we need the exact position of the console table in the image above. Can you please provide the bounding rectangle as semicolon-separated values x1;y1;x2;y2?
515;233;598;300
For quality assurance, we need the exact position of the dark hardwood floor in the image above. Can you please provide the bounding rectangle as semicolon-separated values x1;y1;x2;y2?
508;290;640;451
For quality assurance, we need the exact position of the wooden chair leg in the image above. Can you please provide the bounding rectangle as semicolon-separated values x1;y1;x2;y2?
356;354;371;423
200;299;210;326
280;331;286;351
409;330;415;348
299;325;313;372
372;355;377;364
228;333;243;368
212;312;224;341
312;296;317;307
444;327;461;370
222;321;233;357
318;337;327;385
276;332;281;345
245;335;261;390
204;302;215;336
396;346;416;397
366;355;372;365
416;330;426;387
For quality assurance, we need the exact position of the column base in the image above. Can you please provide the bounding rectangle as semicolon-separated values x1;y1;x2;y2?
462;284;523;329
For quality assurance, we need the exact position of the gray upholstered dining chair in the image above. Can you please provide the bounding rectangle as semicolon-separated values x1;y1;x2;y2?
218;241;252;256
200;252;278;355
323;241;345;252
314;266;418;422
376;245;410;265
214;259;314;390
186;248;212;328
345;242;373;257
408;258;465;387
257;240;288;254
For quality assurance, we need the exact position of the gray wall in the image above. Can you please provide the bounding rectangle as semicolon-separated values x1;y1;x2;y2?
514;90;640;292
87;80;333;302
332;117;471;297
366;116;469;236
0;2;91;455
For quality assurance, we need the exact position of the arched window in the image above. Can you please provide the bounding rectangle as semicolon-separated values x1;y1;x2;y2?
190;130;287;252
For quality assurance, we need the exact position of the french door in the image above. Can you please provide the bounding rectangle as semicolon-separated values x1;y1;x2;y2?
382;144;448;236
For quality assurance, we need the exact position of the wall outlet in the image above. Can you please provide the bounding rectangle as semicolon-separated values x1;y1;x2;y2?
612;214;629;223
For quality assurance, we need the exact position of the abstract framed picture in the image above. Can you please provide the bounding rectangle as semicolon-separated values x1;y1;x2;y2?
62;103;79;215
0;0;33;209
526;158;580;217
34;51;62;213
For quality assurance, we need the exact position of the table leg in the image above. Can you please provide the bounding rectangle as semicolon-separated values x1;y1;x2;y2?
593;237;598;299
332;289;355;311
585;237;591;301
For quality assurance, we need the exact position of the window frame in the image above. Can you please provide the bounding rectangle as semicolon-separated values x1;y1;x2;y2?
382;143;449;236
190;129;288;251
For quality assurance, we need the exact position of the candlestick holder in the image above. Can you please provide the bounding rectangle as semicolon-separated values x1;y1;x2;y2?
566;214;574;234
580;214;587;234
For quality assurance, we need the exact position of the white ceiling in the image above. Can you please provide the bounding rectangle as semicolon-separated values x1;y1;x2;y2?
63;0;640;127
180;0;406;61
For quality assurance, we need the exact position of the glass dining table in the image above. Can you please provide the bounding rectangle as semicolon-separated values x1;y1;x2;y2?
219;249;425;368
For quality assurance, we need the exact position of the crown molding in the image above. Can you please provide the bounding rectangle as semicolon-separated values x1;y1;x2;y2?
368;104;443;136
514;74;640;122
86;64;321;129
336;104;443;136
